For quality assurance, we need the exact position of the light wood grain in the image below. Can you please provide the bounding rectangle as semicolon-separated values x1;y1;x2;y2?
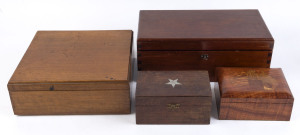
9;30;132;84
8;30;133;115
10;90;130;115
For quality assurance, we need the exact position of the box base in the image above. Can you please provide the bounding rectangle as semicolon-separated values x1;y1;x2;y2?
136;105;211;124
218;102;293;121
214;83;293;121
9;90;130;115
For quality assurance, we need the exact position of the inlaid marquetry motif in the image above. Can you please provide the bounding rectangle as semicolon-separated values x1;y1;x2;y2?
167;104;180;110
230;70;277;90
166;79;181;88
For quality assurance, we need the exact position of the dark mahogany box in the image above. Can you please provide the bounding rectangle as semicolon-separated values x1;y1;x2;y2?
214;67;294;120
137;10;274;81
136;71;212;124
8;30;133;115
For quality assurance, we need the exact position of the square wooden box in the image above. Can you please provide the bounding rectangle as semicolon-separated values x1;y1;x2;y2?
137;10;274;81
8;30;133;115
136;71;212;124
214;67;294;120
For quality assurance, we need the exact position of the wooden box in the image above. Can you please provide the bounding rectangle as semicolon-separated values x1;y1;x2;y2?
136;71;212;124
8;30;133;115
214;67;294;120
137;10;274;81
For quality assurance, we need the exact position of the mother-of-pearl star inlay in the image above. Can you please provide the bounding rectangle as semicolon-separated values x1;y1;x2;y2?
166;79;181;88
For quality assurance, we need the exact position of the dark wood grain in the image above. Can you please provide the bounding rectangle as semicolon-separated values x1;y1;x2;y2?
8;30;133;115
214;68;294;120
136;71;211;124
138;41;273;51
138;51;271;81
138;10;273;50
136;71;211;97
136;97;211;124
137;10;274;81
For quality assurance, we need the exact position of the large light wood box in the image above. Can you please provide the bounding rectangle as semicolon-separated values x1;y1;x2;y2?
8;30;133;115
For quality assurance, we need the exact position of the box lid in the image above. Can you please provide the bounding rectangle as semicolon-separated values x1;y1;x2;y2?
138;10;274;51
8;30;132;91
216;67;293;103
136;71;211;97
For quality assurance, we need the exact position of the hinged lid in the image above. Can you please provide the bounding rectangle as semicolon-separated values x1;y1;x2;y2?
136;71;211;97
216;67;294;103
8;30;133;91
138;10;274;51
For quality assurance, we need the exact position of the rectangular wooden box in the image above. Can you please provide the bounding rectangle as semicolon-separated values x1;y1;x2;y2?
136;71;212;124
8;30;133;115
137;10;274;81
214;67;294;120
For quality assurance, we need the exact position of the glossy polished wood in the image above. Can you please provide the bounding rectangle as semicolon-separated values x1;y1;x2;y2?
136;71;212;124
138;10;273;43
8;30;133;115
138;51;271;81
137;10;274;81
215;67;294;120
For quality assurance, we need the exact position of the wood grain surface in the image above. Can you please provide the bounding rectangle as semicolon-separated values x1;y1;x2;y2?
10;90;130;115
8;30;133;115
136;71;211;124
138;51;271;81
138;40;273;51
136;97;211;124
137;10;274;81
9;30;132;84
138;10;273;50
136;71;211;97
136;97;212;124
214;68;294;120
216;68;293;99
218;102;293;121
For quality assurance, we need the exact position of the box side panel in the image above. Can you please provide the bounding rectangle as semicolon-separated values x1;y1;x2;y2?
219;102;293;121
214;83;221;117
138;40;273;51
127;31;133;81
136;97;211;124
8;82;130;91
9;89;130;115
138;51;271;81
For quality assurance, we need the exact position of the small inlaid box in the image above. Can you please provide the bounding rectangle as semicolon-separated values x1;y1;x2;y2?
215;67;294;120
136;71;212;124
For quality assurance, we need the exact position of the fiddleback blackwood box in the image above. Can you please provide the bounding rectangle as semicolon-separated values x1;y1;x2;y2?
8;30;133;115
215;67;294;120
137;10;274;81
136;71;212;124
